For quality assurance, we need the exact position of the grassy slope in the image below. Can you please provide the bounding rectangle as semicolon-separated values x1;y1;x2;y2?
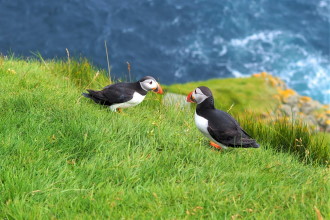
168;78;330;164
167;77;278;114
0;58;329;219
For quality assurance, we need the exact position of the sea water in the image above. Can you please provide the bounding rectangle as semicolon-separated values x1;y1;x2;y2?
0;0;329;103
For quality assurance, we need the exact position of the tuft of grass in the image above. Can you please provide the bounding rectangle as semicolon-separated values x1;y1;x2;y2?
50;57;111;89
0;56;329;219
238;115;330;165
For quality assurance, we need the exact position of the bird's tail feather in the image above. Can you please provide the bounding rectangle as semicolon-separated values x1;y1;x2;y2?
249;142;260;148
242;140;260;148
234;138;260;148
82;92;92;99
82;90;105;104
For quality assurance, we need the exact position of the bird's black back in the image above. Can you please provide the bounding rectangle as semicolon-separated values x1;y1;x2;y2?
84;81;147;106
196;97;259;148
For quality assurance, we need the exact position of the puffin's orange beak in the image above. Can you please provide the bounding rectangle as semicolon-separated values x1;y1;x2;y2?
186;91;196;103
153;83;163;94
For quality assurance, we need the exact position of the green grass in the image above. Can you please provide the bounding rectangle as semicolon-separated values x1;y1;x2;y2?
167;77;279;114
239;116;330;165
168;77;330;165
0;57;329;219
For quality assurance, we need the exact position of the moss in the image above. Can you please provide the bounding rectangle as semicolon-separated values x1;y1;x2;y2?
300;96;312;102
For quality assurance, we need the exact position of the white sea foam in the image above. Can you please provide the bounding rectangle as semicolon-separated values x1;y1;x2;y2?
122;28;135;33
172;17;180;25
230;31;282;47
218;46;227;56
317;0;330;21
226;30;330;103
319;0;328;7
226;64;244;78
279;55;330;103
213;36;224;45
174;66;185;78
183;40;210;64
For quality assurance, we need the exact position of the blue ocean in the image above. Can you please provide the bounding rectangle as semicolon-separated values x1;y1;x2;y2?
1;0;329;103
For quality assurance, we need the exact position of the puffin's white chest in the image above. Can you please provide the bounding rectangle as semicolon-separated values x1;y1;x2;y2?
110;92;145;111
194;111;227;148
194;112;210;136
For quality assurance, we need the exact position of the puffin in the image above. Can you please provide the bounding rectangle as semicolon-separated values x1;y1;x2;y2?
186;86;259;149
82;76;163;112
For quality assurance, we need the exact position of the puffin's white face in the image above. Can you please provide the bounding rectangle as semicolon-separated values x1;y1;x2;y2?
140;78;163;94
188;88;209;104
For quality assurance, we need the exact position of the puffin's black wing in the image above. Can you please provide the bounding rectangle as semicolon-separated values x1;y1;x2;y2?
83;82;135;106
206;109;259;148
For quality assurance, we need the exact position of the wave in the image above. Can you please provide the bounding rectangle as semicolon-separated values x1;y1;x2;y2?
0;0;329;103
317;0;330;21
226;31;330;103
230;31;283;47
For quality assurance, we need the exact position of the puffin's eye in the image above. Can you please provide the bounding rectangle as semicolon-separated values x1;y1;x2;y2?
149;81;153;85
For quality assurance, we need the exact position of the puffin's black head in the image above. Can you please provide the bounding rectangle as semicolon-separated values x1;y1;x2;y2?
138;76;163;94
186;86;213;104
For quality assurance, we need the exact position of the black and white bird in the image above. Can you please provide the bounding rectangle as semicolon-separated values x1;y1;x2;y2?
186;86;259;149
82;76;163;112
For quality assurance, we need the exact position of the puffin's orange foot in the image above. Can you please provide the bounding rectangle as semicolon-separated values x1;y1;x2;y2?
210;141;222;150
117;108;123;113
